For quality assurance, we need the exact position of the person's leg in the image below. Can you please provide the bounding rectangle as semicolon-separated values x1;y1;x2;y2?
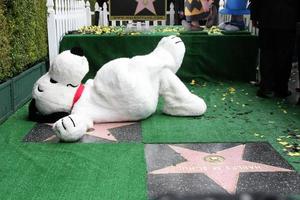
273;30;296;97
257;28;276;97
297;30;300;92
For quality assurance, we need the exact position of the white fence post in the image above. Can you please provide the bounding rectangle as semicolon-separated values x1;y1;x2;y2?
169;2;175;25
47;0;96;64
102;2;109;26
47;0;57;66
86;0;92;26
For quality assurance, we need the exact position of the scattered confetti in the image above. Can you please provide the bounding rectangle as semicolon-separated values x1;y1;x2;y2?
288;152;300;157
228;87;236;94
279;142;288;146
190;80;196;85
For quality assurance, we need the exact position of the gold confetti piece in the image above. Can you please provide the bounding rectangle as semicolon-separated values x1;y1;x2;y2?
254;133;260;137
277;138;282;141
260;135;264;138
221;97;226;101
213;105;217;108
279;142;288;146
222;93;227;97
283;149;287;151
242;104;245;107
236;102;240;105
190;80;196;85
228;87;236;94
268;121;275;124
287;152;300;157
285;145;293;148
245;93;248;95
282;110;287;114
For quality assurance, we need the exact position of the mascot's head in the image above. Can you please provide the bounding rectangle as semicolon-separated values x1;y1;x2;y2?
155;35;185;69
29;47;89;123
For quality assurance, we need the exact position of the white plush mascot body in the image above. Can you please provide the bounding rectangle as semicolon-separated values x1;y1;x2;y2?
30;36;207;141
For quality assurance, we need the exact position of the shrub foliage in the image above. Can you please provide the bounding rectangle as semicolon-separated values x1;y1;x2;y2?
0;3;12;81
0;0;47;83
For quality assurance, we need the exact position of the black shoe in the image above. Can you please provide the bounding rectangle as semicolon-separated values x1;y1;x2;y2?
256;89;274;98
274;90;292;98
296;88;300;92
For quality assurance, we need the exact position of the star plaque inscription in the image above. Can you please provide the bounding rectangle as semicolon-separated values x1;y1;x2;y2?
145;143;300;199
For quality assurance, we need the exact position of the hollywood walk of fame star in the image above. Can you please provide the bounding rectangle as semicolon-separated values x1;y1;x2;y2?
150;145;293;194
43;122;135;142
87;122;135;141
135;0;156;15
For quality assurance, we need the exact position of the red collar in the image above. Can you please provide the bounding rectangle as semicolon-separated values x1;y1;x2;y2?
72;84;85;108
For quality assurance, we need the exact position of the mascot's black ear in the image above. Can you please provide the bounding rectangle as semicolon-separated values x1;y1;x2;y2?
70;46;84;57
28;99;69;123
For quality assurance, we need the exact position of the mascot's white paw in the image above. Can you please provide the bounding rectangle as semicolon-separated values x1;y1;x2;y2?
53;114;88;142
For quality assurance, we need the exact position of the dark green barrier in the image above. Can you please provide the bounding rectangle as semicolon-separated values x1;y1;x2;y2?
0;62;46;124
0;80;13;124
60;34;259;82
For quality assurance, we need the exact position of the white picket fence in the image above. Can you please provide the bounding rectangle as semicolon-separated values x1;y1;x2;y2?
95;2;175;27
47;0;176;64
47;0;92;65
47;0;257;64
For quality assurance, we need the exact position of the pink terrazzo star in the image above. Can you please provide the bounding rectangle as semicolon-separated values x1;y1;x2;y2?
43;122;135;142
135;0;156;15
150;145;293;194
87;122;135;141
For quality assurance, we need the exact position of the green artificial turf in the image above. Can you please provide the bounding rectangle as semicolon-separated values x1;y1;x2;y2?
0;80;299;200
142;80;300;171
0;108;147;200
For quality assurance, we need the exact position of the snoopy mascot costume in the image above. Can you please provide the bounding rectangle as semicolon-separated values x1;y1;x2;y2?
29;36;207;142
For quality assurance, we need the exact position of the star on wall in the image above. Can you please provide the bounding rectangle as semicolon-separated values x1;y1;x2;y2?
150;145;293;194
135;0;156;15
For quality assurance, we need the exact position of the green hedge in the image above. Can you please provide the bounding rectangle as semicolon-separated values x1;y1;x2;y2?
0;3;12;81
0;0;48;83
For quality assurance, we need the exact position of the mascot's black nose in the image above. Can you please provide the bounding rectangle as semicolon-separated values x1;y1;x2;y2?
37;85;44;92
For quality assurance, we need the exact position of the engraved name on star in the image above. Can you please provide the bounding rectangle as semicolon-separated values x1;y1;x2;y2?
135;0;156;15
150;145;293;194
